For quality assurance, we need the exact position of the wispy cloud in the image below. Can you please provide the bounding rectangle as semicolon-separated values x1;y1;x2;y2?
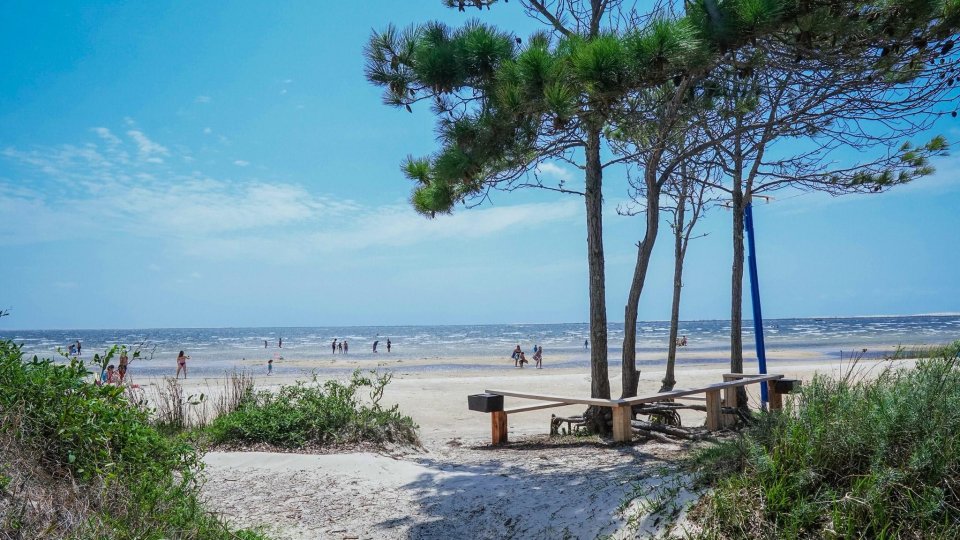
195;95;212;104
233;160;250;167
126;130;169;163
536;162;574;182
0;124;582;259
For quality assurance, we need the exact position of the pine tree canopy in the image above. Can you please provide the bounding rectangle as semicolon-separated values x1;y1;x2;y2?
365;0;960;216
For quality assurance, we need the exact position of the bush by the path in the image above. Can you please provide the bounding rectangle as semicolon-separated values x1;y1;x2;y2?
0;340;264;539
692;348;960;539
206;370;419;449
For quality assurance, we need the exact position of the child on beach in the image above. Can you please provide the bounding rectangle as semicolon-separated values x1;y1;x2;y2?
101;365;118;385
267;358;273;376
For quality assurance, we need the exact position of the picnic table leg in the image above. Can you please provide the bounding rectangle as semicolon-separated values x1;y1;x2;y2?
612;404;633;443
491;410;508;445
705;389;722;431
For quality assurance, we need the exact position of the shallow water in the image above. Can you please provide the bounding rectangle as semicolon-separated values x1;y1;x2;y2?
3;316;957;378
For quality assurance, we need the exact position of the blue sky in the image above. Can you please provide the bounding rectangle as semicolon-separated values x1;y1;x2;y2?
1;1;958;330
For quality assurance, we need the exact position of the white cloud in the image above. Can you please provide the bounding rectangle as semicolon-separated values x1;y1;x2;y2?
195;95;212;104
127;130;169;163
0;125;583;261
203;127;212;135
234;160;250;167
536;162;574;182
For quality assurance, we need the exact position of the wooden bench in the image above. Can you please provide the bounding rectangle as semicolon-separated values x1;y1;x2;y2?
468;373;800;445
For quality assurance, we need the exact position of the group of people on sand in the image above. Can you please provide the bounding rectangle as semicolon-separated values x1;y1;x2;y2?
675;335;688;347
67;340;82;356
98;349;132;385
511;344;543;369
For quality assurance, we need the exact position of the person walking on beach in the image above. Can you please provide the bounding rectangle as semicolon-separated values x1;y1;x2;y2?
511;345;522;367
387;339;391;353
343;340;348;354
373;340;379;353
118;350;130;382
264;340;268;348
175;351;189;379
267;358;273;376
534;346;543;369
584;339;588;350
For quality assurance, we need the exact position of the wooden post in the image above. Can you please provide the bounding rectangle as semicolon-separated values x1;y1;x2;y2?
612;404;633;443
721;374;738;408
767;381;784;411
705;389;722;431
491;411;508;445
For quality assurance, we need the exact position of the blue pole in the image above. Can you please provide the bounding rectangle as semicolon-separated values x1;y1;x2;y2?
744;202;769;405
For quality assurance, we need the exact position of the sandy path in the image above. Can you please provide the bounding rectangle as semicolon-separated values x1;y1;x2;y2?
202;438;685;540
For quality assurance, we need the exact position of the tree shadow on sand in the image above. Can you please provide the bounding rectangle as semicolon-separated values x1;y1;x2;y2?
374;437;691;539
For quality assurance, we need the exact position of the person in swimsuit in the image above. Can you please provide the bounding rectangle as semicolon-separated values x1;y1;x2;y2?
118;350;129;382
518;351;528;368
373;340;379;353
343;340;348;353
512;345;522;367
387;339;391;353
332;339;337;354
534;347;543;369
267;358;273;375
337;341;343;353
175;350;189;379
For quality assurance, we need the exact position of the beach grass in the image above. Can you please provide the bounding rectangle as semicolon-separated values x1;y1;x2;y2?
0;340;266;539
205;369;420;449
690;347;960;539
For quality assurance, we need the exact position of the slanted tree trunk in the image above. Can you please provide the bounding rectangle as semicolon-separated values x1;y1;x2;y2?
584;127;612;431
621;167;662;398
662;187;687;392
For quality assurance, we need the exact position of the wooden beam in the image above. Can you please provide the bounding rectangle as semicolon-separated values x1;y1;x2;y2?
505;402;568;414
705;389;722;431
612;404;633;443
768;380;784;411
485;389;624;407
620;374;784;406
491;410;508;445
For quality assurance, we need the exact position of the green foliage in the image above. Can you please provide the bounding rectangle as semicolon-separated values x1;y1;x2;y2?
692;352;960;539
0;340;264;539
206;370;420;449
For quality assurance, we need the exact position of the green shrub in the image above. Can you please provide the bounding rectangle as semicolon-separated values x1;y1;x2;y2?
207;370;419;449
692;351;960;539
0;340;265;539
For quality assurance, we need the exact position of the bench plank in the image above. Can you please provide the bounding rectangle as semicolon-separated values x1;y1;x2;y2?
485;389;624;407
505;402;568;414
621;374;784;406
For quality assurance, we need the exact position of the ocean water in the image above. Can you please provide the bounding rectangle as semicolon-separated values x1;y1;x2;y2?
3;315;958;377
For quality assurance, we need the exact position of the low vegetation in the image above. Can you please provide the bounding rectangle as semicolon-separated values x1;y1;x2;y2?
691;348;960;539
0;340;264;539
206;370;419;449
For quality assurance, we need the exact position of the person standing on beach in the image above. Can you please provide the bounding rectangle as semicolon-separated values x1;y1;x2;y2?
332;339;337;354
175;351;189;379
372;340;379;353
343;340;348;354
77;340;82;356
387;339;391;353
118;350;129;382
267;358;273;376
279;337;282;348
584;339;588;350
534;346;543;369
337;341;343;353
264;340;268;348
512;345;522;367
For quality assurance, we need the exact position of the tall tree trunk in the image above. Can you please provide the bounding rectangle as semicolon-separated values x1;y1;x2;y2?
621;168;661;398
730;186;748;407
662;189;687;393
585;127;610;407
